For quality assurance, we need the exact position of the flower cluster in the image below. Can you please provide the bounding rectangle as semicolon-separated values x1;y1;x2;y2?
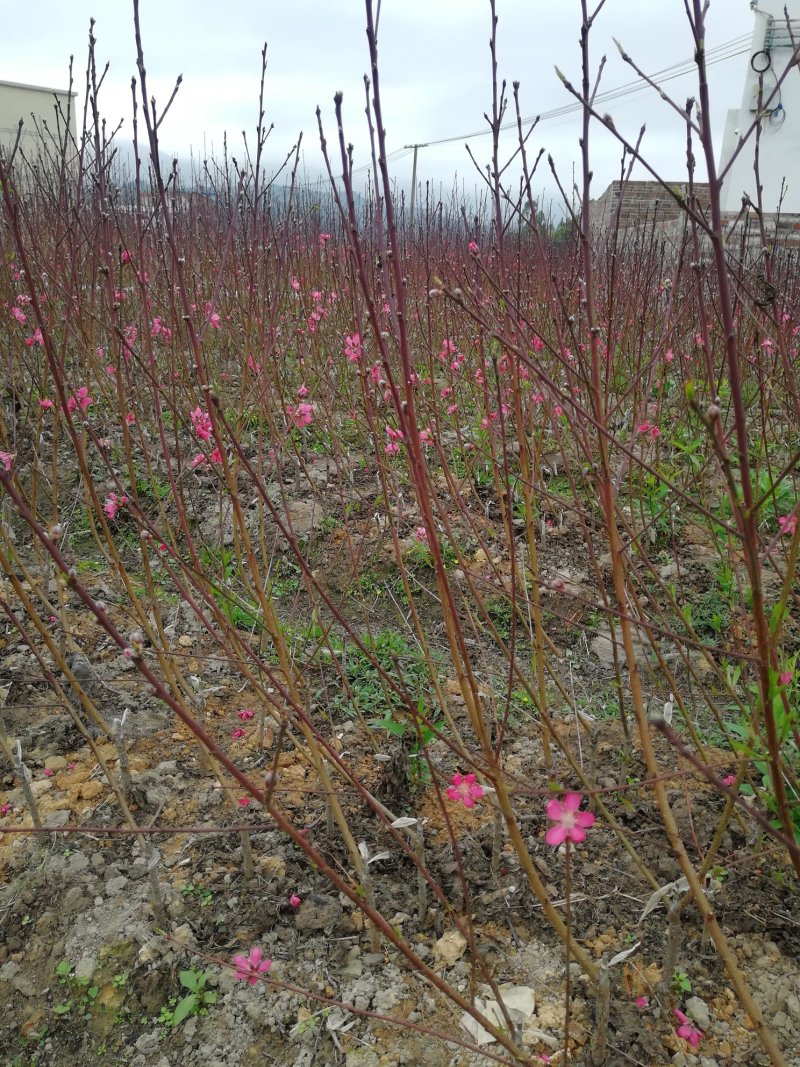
190;407;213;441
637;420;662;440
66;386;93;414
674;1008;703;1048
103;493;129;520
384;425;404;455
151;316;173;342
344;333;362;362
205;301;221;329
287;402;313;428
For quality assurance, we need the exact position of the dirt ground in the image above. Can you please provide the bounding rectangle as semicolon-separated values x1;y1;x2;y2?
2;452;799;1067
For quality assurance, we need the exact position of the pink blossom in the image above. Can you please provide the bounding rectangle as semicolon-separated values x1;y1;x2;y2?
319;233;331;247
25;327;44;347
103;493;128;519
289;893;302;908
121;250;132;264
674;1008;703;1048
106;364;116;376
190;453;207;469
635;996;649;1009
190;407;213;441
67;386;93;414
637;421;652;434
209;447;223;464
39;398;54;410
545;793;595;846
418;428;433;446
123;324;138;347
720;774;736;787
125;412;136;425
778;514;797;536
446;772;484;809
779;671;793;686
414;526;428;542
291;277;301;292
232;946;272;986
237;709;255;721
288;402;313;428
208;311;221;329
665;349;675;363
468;240;479;255
344;333;362;362
0;803;12;816
43;768;55;778
0;451;14;473
12;306;26;324
237;796;252;808
553;405;563;418
297;384;309;398
231;727;246;739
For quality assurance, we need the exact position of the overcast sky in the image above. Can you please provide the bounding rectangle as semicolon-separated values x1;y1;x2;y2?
2;1;757;207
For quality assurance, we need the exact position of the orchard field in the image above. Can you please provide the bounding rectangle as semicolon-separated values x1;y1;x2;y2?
0;3;799;1065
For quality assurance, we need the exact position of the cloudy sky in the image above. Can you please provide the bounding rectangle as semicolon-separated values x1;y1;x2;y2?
2;1;758;206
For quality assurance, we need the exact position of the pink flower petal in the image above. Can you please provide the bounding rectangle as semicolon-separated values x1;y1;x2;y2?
545;824;567;846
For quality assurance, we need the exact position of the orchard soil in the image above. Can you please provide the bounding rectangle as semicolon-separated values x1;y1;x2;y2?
1;446;799;1067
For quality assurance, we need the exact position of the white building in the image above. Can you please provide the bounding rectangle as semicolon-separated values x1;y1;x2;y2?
0;79;77;166
719;3;800;213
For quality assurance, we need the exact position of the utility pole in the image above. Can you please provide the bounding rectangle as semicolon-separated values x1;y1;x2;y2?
404;143;428;231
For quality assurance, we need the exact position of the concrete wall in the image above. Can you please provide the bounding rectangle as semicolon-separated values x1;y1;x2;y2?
590;180;710;232
0;80;77;166
719;2;800;213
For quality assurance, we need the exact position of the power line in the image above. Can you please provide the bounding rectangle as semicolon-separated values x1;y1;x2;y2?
415;34;751;149
340;33;753;181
